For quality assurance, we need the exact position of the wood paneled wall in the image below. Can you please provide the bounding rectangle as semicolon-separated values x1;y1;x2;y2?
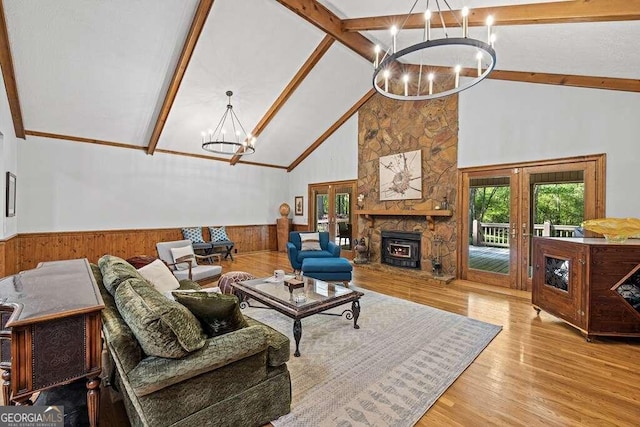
0;236;18;277
293;224;310;232
11;225;276;273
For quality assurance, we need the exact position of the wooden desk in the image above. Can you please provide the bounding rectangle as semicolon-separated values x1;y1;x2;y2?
0;259;104;426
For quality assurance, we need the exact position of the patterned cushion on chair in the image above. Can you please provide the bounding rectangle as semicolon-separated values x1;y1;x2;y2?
209;226;230;242
181;227;205;244
218;271;256;295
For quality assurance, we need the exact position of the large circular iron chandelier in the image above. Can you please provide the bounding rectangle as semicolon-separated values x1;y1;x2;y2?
372;1;497;101
201;91;255;156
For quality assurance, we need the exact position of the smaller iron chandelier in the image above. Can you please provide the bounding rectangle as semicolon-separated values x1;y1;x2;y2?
201;90;255;156
372;0;497;101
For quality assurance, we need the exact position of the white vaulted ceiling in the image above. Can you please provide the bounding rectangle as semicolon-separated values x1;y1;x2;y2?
3;0;640;169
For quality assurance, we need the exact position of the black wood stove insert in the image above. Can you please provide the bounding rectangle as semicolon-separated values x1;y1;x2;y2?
381;230;421;269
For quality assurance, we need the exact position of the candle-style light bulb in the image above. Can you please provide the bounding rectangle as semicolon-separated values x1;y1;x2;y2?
462;7;469;38
490;33;497;48
424;9;431;41
476;51;483;76
454;65;461;89
383;69;391;92
201;131;206;143
486;15;494;43
403;74;409;97
428;72;434;95
374;44;381;68
390;25;398;53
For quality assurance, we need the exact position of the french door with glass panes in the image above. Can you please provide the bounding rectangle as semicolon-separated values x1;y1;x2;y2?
309;180;357;258
459;155;605;290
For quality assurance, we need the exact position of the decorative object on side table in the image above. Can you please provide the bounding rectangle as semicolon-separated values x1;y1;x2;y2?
581;217;640;243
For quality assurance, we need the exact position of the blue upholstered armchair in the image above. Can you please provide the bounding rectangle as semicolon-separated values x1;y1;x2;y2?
287;231;340;271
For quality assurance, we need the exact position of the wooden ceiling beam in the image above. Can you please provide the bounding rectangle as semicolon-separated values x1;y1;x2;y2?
0;1;25;139
486;69;640;93
287;88;375;172
25;130;287;169
275;0;374;62
230;35;335;165
342;0;640;32
146;0;215;155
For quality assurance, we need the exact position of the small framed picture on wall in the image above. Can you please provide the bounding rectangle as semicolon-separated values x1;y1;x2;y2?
6;172;16;217
294;196;304;216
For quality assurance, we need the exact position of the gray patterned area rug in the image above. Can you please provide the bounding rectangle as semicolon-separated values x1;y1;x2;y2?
243;287;502;427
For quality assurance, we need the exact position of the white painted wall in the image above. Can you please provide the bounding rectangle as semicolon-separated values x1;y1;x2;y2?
459;79;640;216
17;137;288;232
287;115;359;225
0;73;18;239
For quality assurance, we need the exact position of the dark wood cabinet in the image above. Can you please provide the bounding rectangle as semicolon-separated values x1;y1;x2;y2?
532;237;640;340
0;259;103;425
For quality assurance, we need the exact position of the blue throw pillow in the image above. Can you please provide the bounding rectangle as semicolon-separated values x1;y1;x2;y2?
209;226;229;242
181;227;204;243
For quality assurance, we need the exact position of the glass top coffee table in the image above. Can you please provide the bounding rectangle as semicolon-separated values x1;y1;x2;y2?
232;276;363;357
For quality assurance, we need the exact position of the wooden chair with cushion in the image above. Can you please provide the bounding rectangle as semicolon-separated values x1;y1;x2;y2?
156;239;222;283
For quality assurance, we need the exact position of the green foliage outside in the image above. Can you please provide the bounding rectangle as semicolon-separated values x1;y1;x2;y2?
470;183;584;225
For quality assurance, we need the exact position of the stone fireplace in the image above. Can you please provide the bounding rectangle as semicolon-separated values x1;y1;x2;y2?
357;93;458;276
381;231;421;269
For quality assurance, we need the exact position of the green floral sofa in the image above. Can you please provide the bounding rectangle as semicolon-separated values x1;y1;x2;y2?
94;255;291;427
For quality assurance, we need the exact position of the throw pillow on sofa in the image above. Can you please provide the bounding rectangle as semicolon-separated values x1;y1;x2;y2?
115;278;206;358
137;259;180;292
170;245;197;271
300;232;322;251
99;255;146;296
181;227;205;243
173;291;248;337
209;226;230;242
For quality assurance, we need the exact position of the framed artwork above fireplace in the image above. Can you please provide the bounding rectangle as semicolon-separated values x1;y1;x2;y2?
379;149;422;201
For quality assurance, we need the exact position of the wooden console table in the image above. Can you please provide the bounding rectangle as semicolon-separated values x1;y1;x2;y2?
0;258;104;426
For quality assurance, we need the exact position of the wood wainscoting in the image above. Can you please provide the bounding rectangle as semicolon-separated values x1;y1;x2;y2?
0;236;18;277
292;224;310;232
11;225;276;274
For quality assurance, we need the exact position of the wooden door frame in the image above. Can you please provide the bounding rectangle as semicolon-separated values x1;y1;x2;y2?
308;179;358;257
458;167;519;288
457;154;606;290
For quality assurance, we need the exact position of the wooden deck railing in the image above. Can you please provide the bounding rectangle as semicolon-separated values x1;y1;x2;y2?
472;220;578;247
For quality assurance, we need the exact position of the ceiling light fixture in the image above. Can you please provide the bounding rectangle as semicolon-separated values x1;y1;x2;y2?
201;91;255;156
372;0;497;101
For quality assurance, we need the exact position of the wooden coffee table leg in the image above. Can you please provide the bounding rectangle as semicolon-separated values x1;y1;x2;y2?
87;376;101;427
352;300;361;329
293;320;302;357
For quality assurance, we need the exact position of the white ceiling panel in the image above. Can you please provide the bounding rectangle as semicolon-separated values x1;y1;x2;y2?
320;0;563;19
4;0;198;145
157;0;325;156
254;43;372;166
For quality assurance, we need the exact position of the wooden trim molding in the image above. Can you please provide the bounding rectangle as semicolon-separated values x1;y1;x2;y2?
146;0;215;155
487;69;640;93
0;1;25;139
342;0;640;32
230;35;335;165
287;88;376;172
24;130;288;169
25;130;147;152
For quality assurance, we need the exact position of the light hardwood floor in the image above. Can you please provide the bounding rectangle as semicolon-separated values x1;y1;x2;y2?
90;252;640;425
